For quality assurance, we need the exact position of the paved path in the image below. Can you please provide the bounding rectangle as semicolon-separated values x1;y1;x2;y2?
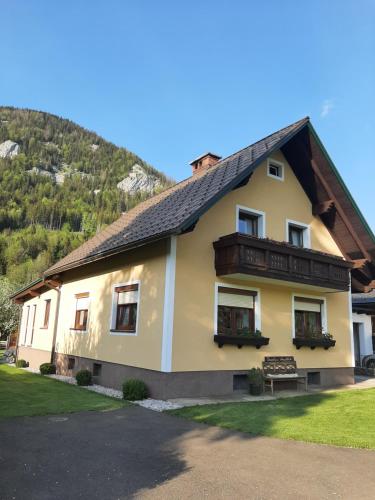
1;405;375;499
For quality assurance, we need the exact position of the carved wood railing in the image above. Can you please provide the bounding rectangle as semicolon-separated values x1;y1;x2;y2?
213;233;352;290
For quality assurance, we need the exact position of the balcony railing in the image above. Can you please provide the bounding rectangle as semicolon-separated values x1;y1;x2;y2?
213;233;352;290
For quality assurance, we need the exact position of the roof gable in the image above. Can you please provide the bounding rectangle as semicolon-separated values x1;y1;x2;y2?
41;117;374;291
45;117;309;275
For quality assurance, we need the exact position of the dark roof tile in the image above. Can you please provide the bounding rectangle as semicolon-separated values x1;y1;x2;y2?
45;117;309;275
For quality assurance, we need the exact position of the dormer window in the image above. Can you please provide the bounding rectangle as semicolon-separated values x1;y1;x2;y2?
267;158;284;181
236;206;266;238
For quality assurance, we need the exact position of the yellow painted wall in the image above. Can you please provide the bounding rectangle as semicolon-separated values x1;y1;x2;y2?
18;288;57;353
172;150;352;371
54;241;166;370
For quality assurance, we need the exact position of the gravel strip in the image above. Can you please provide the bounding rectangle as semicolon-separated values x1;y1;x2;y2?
15;366;182;410
134;399;183;411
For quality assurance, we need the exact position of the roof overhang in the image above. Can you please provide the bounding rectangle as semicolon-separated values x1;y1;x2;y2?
11;277;62;303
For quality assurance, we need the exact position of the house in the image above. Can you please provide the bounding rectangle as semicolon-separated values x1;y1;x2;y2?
12;117;375;398
352;290;375;368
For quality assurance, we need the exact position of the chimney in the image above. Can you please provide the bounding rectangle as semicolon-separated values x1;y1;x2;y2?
190;152;222;175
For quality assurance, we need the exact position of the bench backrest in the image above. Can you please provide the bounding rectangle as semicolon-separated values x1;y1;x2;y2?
262;356;297;375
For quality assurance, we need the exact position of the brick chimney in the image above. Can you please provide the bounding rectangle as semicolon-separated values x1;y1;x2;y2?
190;152;221;175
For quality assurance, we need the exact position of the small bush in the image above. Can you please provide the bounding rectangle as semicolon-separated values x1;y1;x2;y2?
248;367;263;383
16;359;28;368
122;379;149;401
39;363;56;375
76;369;92;386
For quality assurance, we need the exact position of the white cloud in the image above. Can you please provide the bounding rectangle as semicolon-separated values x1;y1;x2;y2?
321;99;334;118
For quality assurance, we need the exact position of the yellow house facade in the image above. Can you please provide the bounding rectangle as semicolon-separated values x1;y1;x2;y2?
14;118;375;398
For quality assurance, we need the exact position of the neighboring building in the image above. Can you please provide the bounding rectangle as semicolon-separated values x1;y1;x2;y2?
352;291;375;367
12;117;375;398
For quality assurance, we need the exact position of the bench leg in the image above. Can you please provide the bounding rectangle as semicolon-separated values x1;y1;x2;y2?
271;379;274;396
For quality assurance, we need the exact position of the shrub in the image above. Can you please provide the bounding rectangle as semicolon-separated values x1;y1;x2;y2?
39;363;56;375
248;367;263;384
76;369;92;386
15;359;28;368
122;379;149;401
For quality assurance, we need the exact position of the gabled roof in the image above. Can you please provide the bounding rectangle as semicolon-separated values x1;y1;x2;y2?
45;117;310;275
16;114;370;296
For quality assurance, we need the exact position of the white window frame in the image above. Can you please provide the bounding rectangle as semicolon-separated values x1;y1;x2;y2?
109;280;141;336
70;292;91;334
214;282;261;335
236;205;266;238
291;293;328;339
20;305;30;345
286;219;311;249
267;158;284;181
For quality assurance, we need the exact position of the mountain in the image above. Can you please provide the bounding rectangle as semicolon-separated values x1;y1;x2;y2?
0;107;173;286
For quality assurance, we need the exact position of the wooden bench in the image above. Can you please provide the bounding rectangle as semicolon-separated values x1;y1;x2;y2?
262;356;307;395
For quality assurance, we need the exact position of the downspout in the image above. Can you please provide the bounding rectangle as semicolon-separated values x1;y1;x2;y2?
50;285;62;364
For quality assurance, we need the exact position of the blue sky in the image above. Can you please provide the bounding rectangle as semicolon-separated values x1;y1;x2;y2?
1;0;374;229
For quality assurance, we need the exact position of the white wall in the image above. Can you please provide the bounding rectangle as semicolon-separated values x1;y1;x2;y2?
352;312;373;359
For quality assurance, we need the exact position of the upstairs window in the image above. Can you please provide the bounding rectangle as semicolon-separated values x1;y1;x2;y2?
42;299;51;328
287;221;310;248
217;287;257;335
238;211;259;237
74;293;89;331
112;283;139;333
289;224;304;247
294;297;324;338
237;206;265;238
267;158;284;181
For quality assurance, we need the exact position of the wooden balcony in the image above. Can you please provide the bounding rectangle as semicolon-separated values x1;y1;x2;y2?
213;233;352;291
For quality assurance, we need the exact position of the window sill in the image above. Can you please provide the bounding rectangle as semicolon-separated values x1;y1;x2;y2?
39;327;49;330
69;328;87;333
110;329;137;336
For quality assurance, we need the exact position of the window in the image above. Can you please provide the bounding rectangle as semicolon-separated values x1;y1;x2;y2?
111;283;139;333
294;297;323;337
287;220;310;248
289;224;304;247
42;299;51;328
217;287;257;335
68;357;75;370
73;293;89;331
267;158;284;180
236;206;265;238
21;306;30;345
93;363;102;377
238;211;259;237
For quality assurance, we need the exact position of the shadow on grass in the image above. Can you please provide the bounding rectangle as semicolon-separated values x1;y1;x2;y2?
168;388;375;449
0;365;125;418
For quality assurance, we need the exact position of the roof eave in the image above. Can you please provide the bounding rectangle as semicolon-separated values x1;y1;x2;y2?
43;229;179;277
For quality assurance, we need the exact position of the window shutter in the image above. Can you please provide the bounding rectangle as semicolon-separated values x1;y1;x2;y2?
294;298;322;313
76;296;89;310
116;284;139;305
218;288;255;309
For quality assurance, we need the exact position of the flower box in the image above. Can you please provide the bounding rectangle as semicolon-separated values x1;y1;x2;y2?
293;337;336;350
213;334;270;349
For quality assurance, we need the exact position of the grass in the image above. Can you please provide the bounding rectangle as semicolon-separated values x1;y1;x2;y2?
169;389;375;449
0;364;127;418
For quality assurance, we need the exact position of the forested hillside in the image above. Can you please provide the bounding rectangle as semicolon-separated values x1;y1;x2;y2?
0;107;172;287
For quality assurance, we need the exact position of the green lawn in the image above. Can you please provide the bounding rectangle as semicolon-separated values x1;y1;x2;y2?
0;364;127;418
170;389;375;449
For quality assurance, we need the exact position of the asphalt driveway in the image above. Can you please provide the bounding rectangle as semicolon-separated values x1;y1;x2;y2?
1;405;375;499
